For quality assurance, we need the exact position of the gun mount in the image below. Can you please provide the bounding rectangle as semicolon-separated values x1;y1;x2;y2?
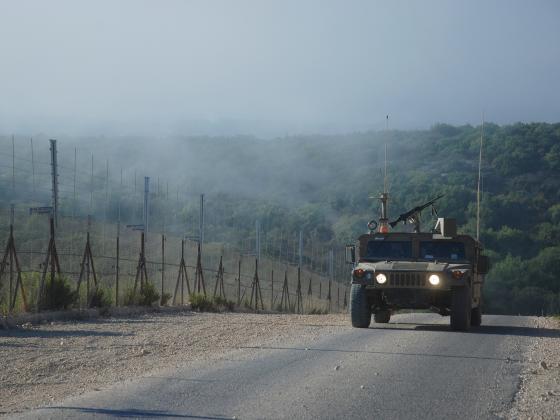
389;194;444;233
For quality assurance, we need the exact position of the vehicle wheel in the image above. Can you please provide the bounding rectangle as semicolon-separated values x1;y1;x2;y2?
471;306;482;327
350;284;371;328
374;310;391;323
450;286;471;331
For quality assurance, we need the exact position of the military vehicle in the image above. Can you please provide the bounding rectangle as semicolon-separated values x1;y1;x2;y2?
346;194;490;331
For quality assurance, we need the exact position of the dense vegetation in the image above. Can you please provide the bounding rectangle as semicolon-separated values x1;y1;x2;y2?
1;122;559;314
166;122;560;315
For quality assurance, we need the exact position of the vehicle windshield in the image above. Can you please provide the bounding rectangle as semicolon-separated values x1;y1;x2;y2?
366;241;412;260
419;241;466;261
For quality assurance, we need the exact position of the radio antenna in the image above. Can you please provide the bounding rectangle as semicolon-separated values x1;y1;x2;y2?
377;115;390;233
384;115;388;194
476;114;484;241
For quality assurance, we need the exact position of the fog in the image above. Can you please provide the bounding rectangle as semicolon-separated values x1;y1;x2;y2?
1;0;559;137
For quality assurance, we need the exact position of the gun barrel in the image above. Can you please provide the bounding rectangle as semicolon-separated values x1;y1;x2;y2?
389;194;444;228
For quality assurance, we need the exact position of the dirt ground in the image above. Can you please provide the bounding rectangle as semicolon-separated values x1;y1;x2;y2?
503;317;560;420
0;311;348;416
1;312;559;418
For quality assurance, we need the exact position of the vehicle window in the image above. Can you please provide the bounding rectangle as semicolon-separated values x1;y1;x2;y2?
366;241;412;259
420;241;465;260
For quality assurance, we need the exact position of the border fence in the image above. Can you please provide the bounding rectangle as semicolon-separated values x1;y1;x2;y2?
0;135;350;315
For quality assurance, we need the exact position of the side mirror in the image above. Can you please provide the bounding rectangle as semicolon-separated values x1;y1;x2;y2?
345;245;356;264
477;255;490;274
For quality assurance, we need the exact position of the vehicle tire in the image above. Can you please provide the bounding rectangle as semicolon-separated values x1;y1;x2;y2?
374;310;391;323
450;286;471;331
350;284;371;328
471;306;482;327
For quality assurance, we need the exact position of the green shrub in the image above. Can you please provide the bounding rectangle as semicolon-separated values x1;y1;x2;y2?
190;293;215;311
213;295;235;311
89;286;112;308
123;287;137;307
189;294;235;312
123;282;160;307
42;275;78;311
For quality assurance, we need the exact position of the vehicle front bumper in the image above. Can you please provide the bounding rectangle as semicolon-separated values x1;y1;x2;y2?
352;271;467;291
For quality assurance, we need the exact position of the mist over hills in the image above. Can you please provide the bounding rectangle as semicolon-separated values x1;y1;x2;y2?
1;121;559;314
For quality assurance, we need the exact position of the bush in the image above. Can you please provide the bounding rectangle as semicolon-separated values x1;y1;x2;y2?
190;294;235;312
42;276;78;311
190;293;215;311
89;286;112;308
123;282;160;307
123;287;137;307
213;295;235;311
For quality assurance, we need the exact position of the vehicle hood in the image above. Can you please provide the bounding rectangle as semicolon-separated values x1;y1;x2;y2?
356;261;471;272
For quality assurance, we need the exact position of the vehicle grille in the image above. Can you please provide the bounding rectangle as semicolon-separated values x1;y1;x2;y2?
387;272;426;287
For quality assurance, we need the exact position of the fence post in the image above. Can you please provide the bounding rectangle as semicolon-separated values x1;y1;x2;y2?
161;234;165;305
115;234;120;306
0;214;28;312
237;259;241;305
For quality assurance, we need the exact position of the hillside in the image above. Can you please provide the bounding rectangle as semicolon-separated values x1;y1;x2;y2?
1;122;559;314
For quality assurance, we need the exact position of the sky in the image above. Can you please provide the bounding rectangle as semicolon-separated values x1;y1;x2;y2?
1;0;559;137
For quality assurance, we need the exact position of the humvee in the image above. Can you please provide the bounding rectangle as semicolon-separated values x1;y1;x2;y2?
346;213;490;331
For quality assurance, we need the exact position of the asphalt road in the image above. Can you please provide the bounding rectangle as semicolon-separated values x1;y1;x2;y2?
12;314;546;420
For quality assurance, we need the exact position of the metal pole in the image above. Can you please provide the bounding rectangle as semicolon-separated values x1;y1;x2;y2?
337;285;340;311
9;205;14;311
298;230;303;268
237;258;241;305
50;217;55;309
116;173;121;306
144;177;150;238
255;220;260;261
477;115;485;241
103;160;109;255
116;233;120;306
161;234;165;305
271;269;274;310
329;249;334;281
11;135;15;193
86;216;91;305
199;194;204;253
49;139;59;227
73;148;77;219
90;153;94;213
30;137;36;193
181;240;185;305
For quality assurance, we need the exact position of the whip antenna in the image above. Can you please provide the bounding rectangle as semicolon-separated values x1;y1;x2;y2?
476;114;484;241
384;115;388;194
377;115;390;233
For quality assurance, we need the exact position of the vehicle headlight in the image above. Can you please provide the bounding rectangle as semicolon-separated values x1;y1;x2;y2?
376;273;387;284
428;274;440;286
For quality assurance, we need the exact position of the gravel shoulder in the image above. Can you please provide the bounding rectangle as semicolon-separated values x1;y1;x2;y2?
0;311;348;416
504;317;560;420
